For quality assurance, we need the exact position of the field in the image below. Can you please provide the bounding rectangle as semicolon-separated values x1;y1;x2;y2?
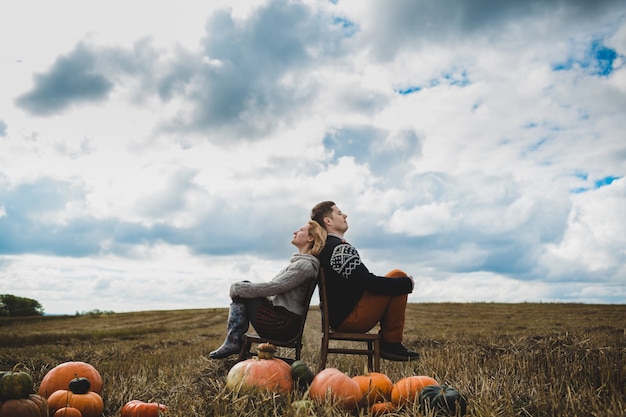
1;303;625;416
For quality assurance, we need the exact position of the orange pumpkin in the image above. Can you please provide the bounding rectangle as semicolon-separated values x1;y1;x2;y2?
120;400;168;417
47;390;103;417
308;368;363;411
391;375;438;407
38;362;103;398
0;394;48;417
226;344;293;394
352;371;393;405
370;401;397;416
53;406;83;417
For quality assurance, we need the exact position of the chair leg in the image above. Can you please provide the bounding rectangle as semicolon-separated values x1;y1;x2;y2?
373;339;380;372
319;336;329;373
367;340;374;371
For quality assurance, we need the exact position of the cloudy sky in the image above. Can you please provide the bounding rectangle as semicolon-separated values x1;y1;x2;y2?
1;0;625;315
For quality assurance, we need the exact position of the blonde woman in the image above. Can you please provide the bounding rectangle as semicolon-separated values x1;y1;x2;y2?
210;220;327;359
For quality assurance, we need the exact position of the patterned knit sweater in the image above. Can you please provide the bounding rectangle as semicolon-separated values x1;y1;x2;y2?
229;253;320;316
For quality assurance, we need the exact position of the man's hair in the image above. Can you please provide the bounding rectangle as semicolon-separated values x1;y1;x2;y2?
311;201;336;231
307;220;328;256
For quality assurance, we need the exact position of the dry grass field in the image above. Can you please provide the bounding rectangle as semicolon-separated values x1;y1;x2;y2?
1;303;625;416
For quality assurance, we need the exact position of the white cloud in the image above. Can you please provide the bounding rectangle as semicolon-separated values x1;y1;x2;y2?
1;0;625;313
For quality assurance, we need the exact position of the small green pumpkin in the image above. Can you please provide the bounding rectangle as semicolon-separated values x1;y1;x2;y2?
419;384;467;416
0;370;34;400
290;360;314;388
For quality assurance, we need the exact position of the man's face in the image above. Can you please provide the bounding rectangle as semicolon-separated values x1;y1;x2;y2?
326;205;348;234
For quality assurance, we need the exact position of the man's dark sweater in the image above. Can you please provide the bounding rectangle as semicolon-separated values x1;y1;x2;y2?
318;235;413;329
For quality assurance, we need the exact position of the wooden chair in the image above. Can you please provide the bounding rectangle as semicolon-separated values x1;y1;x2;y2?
237;274;318;363
318;269;381;372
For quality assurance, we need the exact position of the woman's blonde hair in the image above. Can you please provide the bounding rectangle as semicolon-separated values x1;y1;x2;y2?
307;219;327;257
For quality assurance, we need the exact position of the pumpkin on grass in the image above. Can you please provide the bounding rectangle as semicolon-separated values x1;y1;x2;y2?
120;400;169;417
308;368;363;411
370;401;397;416
352;370;393;405
419;384;467;416
226;343;293;394
0;366;35;400
47;390;103;417
391;375;439;407
0;394;48;417
38;362;102;398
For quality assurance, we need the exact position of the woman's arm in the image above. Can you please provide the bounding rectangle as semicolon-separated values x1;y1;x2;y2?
230;258;317;299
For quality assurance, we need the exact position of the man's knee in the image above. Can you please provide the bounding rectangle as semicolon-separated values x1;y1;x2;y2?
385;269;407;278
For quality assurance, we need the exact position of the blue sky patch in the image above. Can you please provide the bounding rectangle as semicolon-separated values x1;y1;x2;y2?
553;39;621;77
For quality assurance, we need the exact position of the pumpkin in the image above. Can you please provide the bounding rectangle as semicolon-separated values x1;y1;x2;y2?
370;401;397;416
47;390;103;417
38;362;103;398
352;371;393;405
290;360;315;389
120;400;169;417
53;406;83;417
308;368;363;411
0;369;35;400
226;344;293;394
419;384;467;416
0;394;48;417
391;375;438;407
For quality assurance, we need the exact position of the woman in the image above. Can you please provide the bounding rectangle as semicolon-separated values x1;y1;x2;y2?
210;220;327;359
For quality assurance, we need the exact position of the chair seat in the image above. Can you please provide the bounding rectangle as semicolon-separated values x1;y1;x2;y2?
318;269;381;372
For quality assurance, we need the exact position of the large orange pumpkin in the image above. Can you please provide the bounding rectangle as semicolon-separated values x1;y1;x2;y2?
391;375;438;407
309;368;363;411
0;394;48;417
352;371;393;405
120;400;169;417
38;362;103;398
47;390;103;417
226;345;293;394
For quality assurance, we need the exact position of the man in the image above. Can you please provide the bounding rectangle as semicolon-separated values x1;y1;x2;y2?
311;201;419;361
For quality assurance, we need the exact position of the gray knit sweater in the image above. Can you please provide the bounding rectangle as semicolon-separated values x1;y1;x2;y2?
229;253;319;316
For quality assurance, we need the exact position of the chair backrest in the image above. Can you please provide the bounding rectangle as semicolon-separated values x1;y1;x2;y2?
318;268;331;333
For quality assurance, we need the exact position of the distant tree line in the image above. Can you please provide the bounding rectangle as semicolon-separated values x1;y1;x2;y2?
0;294;44;316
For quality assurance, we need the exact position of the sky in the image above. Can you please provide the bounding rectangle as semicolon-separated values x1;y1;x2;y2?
1;0;625;315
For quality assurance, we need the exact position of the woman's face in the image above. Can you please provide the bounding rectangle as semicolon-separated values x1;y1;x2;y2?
291;223;313;249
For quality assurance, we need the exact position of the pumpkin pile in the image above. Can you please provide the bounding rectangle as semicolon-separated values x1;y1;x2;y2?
0;366;48;417
38;361;104;417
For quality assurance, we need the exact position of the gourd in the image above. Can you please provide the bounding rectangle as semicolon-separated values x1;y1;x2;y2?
120;400;169;417
352;370;393;405
53;406;83;417
0;367;35;400
226;343;293;394
0;394;48;417
419;384;467;416
290;360;315;388
38;362;103;398
391;375;438;407
308;368;362;411
47;390;104;417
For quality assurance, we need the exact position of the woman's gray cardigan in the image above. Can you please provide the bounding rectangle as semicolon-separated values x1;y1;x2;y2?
229;253;319;316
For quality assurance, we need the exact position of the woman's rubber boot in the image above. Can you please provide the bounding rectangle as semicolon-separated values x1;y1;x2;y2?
210;302;248;359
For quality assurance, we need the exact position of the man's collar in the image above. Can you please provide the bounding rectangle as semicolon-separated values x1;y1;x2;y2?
328;233;347;243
